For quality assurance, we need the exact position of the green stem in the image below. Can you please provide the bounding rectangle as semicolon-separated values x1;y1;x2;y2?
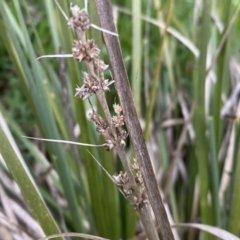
144;0;174;141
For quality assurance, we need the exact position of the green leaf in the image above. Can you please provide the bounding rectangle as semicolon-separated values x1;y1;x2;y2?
0;113;62;239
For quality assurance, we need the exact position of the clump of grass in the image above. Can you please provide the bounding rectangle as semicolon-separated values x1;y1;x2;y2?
65;4;168;240
1;0;240;240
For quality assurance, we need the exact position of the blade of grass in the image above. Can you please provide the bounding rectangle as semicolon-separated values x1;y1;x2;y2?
208;117;220;226
193;0;213;239
43;0;60;51
212;1;237;147
144;0;174;140
173;223;240;240
0;112;62;240
228;119;240;234
132;0;142;115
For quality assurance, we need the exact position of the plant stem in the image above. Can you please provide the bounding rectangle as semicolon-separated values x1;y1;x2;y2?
193;0;213;239
144;0;174;141
94;1;174;239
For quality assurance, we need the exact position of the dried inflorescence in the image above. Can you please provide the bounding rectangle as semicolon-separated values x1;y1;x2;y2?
70;3;147;211
113;171;129;185
113;172;133;196
75;72;114;100
87;108;128;150
72;40;100;62
112;159;148;210
88;110;116;150
131;158;148;210
132;158;144;187
68;5;90;34
93;59;108;74
112;104;124;128
70;5;114;102
88;111;109;134
75;72;99;99
133;192;148;210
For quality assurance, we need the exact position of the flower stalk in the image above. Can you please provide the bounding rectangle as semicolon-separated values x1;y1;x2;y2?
69;4;160;240
94;0;174;239
56;3;163;240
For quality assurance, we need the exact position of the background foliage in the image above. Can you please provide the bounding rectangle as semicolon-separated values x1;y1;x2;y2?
0;0;240;239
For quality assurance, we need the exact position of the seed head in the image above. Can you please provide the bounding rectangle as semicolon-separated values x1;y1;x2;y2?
72;40;100;62
112;115;124;128
113;171;129;185
113;103;122;115
68;5;90;33
75;72;100;100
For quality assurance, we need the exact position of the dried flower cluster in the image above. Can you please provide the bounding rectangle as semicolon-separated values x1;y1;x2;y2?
88;106;128;151
70;6;113;101
113;171;133;196
112;158;148;210
68;5;90;37
70;4;148;211
75;72;114;100
72;40;100;62
132;159;148;210
68;5;125;150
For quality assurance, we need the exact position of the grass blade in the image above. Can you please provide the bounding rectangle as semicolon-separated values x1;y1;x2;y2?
0;112;62;240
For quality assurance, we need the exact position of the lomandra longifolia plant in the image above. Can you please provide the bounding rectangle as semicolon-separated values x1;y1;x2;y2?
69;5;161;240
38;2;173;240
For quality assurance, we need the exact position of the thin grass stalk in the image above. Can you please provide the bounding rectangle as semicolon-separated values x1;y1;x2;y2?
43;0;60;51
206;1;240;75
193;0;213;239
88;2;103;45
228;119;240;234
0;120;62;240
132;0;142;115
212;1;236;147
143;0;152;107
94;1;174;239
208;117;220;226
144;0;174;141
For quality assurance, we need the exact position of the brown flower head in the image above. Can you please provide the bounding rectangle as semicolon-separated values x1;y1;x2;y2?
88;111;109;134
113;103;122;115
72;40;100;62
112;104;124;128
68;5;90;33
115;129;128;147
113;171;129;186
133;192;148;210
112;115;124;128
75;72;99;100
132;158;140;171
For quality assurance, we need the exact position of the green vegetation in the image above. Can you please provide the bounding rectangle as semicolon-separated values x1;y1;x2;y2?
0;0;240;239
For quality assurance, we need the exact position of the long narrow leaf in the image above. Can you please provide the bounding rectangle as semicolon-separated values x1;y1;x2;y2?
0;112;62;240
